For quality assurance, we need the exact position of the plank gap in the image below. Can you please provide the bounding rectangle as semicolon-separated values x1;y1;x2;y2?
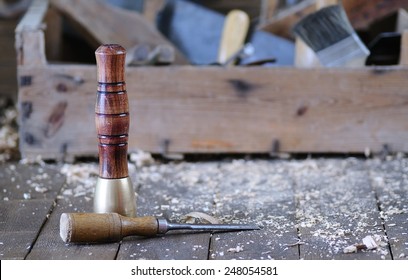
367;165;395;260
24;200;57;259
206;233;213;260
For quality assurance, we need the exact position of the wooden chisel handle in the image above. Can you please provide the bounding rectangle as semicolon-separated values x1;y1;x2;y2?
95;44;130;179
60;213;158;243
218;9;250;65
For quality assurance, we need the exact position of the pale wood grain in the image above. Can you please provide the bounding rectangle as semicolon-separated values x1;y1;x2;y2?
17;64;408;159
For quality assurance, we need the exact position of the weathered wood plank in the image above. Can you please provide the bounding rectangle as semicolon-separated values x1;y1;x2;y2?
117;162;217;260
0;162;66;259
367;158;408;259
17;65;408;159
2;158;408;260
400;31;408;66
209;160;299;260
290;159;390;259
26;187;120;259
14;0;48;66
0;163;65;201
0;199;54;259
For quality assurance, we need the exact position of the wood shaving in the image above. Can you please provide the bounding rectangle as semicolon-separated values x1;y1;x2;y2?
34;185;48;193
284;239;306;247
227;245;244;253
0;99;18;162
59;163;98;197
343;245;358;254
343;235;387;254
19;155;46;166
182;212;221;224
362;235;378;250
129;150;155;168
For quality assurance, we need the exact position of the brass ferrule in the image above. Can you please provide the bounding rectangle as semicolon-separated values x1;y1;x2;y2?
93;177;136;217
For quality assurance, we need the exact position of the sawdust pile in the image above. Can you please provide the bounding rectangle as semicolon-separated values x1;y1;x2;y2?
0;98;18;162
59;163;99;198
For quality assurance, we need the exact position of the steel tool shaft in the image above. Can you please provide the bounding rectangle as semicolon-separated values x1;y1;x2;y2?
60;213;260;244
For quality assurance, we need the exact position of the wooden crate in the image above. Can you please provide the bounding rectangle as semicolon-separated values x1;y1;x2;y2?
15;0;408;160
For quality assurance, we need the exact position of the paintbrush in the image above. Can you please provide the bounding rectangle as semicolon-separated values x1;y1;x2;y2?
293;4;369;67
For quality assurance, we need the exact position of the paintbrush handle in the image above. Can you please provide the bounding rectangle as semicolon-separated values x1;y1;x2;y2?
95;44;129;179
60;213;158;243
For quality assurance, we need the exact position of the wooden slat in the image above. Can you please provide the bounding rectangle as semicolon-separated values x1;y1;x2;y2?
290;159;390;259
259;0;279;26
0;163;65;200
400;31;408;66
118;233;211;260
367;159;408;259
50;0;188;65
0;162;67;259
0;200;54;259
17;65;408;159
26;190;120;259
1;159;408;260
209;160;299;260
15;0;49;33
15;0;48;66
142;0;165;24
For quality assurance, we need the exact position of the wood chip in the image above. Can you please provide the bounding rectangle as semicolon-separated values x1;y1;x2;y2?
362;235;378;250
227;245;244;253
182;212;221;224
129;150;155;168
343;245;358;254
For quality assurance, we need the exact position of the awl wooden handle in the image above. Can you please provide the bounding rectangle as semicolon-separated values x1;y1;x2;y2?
95;44;130;179
60;213;158;243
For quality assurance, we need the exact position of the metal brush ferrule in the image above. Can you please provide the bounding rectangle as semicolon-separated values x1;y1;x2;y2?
317;33;370;67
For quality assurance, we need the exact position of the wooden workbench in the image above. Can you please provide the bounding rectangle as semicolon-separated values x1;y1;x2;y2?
0;157;407;260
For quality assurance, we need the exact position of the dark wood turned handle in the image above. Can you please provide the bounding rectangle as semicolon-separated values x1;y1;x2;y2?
95;44;129;179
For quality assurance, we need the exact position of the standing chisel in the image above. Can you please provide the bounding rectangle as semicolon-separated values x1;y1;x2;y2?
60;213;260;244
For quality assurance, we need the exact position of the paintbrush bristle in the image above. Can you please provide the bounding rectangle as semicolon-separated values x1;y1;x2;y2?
293;5;369;67
293;5;354;52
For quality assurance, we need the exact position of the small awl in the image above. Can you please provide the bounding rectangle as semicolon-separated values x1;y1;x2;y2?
60;213;260;244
